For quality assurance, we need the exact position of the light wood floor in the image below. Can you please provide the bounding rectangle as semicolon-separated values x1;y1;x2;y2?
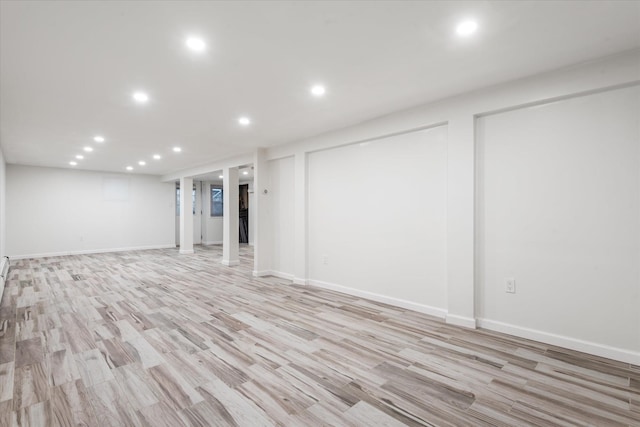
0;245;637;426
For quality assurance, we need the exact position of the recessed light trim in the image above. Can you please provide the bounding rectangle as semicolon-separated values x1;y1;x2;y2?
238;116;251;126
218;175;223;179
94;135;105;143
185;36;206;52
456;20;478;37
75;155;84;160
310;85;326;97
132;91;149;103
153;154;161;160
242;171;249;175
138;161;146;166
173;147;182;153
83;146;93;152
69;161;77;166
126;166;133;171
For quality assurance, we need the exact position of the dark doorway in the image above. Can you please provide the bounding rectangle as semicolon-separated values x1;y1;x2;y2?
239;184;249;243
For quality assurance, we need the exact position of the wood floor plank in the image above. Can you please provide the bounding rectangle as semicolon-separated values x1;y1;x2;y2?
1;245;638;426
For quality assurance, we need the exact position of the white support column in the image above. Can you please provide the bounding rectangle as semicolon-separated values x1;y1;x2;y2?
253;148;271;276
293;152;307;285
179;176;194;254
222;167;239;266
446;114;476;328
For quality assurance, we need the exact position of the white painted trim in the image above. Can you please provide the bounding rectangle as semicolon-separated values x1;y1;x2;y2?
202;241;223;246
252;270;271;277
10;244;177;260
221;259;239;267
0;257;8;303
308;279;447;319
477;318;640;365
446;314;477;329
269;271;294;281
179;249;195;255
293;277;307;285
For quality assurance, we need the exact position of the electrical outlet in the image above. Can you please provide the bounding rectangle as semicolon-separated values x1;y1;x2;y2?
505;278;516;293
322;255;329;265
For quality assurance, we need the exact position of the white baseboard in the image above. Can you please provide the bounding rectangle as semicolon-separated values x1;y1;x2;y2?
477;318;640;365
293;277;307;285
202;241;222;246
269;271;295;280
252;270;294;280
446;314;477;329
179;249;195;255
10;244;177;260
308;279;447;319
222;259;239;266
0;256;8;303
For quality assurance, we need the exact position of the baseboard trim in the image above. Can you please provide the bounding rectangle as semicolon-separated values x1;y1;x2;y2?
0;256;8;303
10;244;177;260
293;277;307;285
221;259;239;267
446;314;477;329
477;318;640;365
269;271;295;281
202;241;223;246
308;279;447;319
179;249;195;255
252;270;271;277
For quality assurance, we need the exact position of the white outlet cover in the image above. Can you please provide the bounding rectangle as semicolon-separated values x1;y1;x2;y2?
505;278;516;293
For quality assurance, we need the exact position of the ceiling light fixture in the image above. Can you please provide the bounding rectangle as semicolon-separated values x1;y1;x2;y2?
153;154;161;160
126;166;133;171
185;36;206;52
132;91;149;103
69;161;77;166
456;20;478;37
83;146;93;152
94;135;105;143
238;116;251;126
138;161;146;166
173;147;182;153
75;155;84;160
310;85;326;97
242;171;249;175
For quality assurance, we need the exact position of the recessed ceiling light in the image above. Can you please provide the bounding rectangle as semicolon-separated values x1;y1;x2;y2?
185;37;206;52
94;135;105;143
218;175;223;179
69;161;77;166
83;146;93;152
153;154;161;160
138;161;146;166
126;166;133;171
242;171;249;175
75;155;84;160
173;147;182;153
456;20;478;37
238;116;251;126
310;85;326;97
132;91;149;103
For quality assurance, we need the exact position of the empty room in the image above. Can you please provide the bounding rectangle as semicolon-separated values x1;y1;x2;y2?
0;1;638;426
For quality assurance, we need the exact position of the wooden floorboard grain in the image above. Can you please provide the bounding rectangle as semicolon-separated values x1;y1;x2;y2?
0;245;638;426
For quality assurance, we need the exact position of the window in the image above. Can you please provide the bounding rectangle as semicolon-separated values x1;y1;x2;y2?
211;185;223;217
176;185;180;215
175;184;197;215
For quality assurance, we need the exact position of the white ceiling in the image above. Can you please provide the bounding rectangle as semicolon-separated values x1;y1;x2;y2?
1;1;639;176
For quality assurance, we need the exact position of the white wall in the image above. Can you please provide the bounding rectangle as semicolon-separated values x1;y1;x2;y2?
306;127;448;314
0;146;5;260
7;165;175;258
476;85;640;354
268;156;295;278
260;51;640;364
